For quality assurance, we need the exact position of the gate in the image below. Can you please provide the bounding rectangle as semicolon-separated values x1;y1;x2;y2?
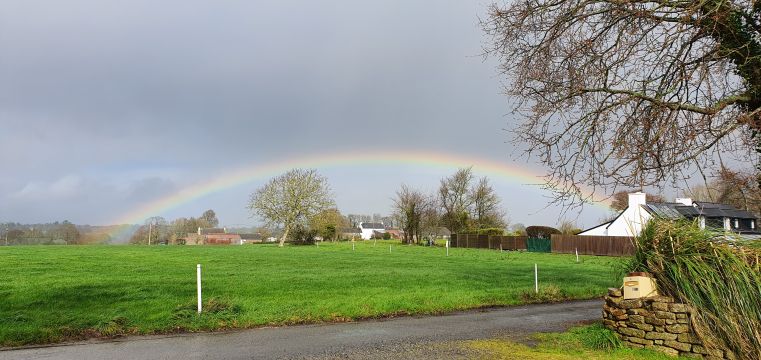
526;237;551;252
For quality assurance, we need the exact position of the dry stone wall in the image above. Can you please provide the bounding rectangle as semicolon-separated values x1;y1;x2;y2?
603;288;734;359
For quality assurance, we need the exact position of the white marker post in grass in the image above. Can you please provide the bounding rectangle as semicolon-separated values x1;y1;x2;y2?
389;245;392;253
352;242;355;251
500;244;503;253
446;240;450;257
575;248;579;263
534;263;539;294
197;264;202;314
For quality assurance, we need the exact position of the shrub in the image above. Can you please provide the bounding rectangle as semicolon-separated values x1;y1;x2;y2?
525;226;560;238
627;219;761;360
458;228;505;236
290;225;317;245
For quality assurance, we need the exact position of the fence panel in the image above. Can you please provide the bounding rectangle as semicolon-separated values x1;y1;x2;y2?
449;234;527;250
526;237;552;252
550;234;635;256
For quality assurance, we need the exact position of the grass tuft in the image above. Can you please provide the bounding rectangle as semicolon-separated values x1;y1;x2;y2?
94;316;130;337
520;285;569;303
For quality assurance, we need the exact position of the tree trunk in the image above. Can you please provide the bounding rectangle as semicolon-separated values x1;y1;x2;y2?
279;226;289;247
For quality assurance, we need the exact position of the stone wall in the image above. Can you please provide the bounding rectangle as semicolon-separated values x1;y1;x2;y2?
602;288;734;359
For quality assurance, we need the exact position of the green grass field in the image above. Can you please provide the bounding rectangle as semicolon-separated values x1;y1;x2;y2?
0;241;623;346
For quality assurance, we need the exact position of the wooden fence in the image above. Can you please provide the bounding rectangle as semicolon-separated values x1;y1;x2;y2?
450;233;636;256
550;234;635;256
449;234;527;250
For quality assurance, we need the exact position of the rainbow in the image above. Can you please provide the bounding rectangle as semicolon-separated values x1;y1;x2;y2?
108;149;611;240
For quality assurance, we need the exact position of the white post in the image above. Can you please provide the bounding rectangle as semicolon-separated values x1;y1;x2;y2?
197;264;202;313
316;241;319;247
446;240;450;257
389;245;392;253
500;244;503;253
352;241;355;251
534;263;538;294
575;248;579;263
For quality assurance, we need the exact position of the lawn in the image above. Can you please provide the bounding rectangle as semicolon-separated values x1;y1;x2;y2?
0;241;623;346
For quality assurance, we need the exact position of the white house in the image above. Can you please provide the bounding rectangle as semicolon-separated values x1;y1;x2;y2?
358;222;385;240
579;192;759;237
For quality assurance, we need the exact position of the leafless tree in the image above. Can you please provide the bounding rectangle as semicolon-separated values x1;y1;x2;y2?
610;191;666;211
558;220;581;235
248;169;335;247
393;184;432;244
420;201;442;243
687;168;761;216
483;0;761;205
438;167;474;234
470;177;506;229
439;167;506;232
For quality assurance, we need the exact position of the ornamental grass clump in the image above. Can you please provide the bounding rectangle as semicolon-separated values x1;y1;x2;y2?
627;219;761;360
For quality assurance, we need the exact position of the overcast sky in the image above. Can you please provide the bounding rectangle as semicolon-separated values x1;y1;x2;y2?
0;0;615;229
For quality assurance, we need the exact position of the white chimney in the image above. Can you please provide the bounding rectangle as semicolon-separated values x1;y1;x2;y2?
675;198;693;206
628;192;647;208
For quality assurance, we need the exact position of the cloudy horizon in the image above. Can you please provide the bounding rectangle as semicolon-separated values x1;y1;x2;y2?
0;0;618;229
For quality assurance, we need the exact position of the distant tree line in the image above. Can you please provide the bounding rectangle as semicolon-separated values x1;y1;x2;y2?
0;221;111;245
129;209;220;245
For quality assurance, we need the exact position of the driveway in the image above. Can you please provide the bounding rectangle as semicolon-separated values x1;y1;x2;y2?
1;299;601;360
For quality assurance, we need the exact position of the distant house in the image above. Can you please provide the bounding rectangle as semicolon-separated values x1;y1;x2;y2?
385;229;403;239
359;222;385;240
180;227;243;245
239;233;263;244
580;192;759;237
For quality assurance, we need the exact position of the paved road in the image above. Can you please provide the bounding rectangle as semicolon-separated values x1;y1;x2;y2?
1;300;601;360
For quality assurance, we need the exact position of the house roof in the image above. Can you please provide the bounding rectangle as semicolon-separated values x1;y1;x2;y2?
359;222;385;230
693;202;757;219
200;228;225;235
205;233;241;240
641;203;684;219
641;202;758;220
239;233;262;240
578;220;613;234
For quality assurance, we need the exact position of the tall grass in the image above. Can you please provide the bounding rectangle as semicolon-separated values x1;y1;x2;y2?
626;219;761;360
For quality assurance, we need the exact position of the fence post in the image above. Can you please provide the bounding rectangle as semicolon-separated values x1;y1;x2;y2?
197;264;202;314
534;263;538;293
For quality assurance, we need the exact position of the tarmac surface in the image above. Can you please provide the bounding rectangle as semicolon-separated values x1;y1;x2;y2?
0;299;601;360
